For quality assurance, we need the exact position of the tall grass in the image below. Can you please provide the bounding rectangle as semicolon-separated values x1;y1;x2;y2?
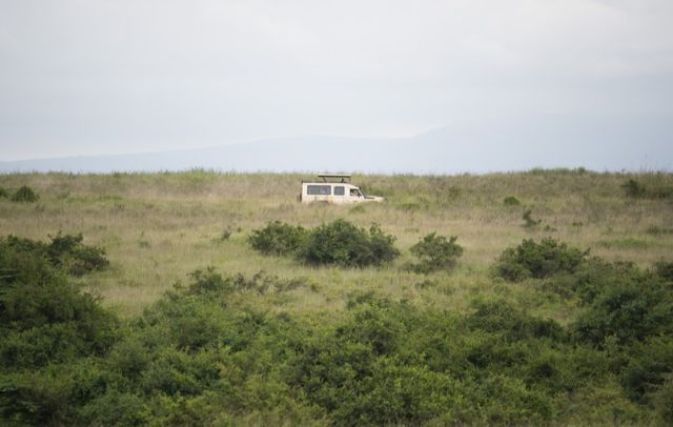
0;170;672;318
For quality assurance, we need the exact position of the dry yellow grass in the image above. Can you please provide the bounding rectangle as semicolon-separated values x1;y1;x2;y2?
1;170;672;319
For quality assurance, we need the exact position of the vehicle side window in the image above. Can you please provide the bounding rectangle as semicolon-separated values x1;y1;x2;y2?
307;185;331;195
334;186;345;196
350;188;362;197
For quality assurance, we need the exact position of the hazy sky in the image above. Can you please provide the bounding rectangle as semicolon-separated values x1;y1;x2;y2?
1;0;672;165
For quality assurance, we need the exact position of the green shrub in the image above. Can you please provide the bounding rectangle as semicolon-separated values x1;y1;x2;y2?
622;179;647;198
652;373;673;425
654;261;673;281
465;301;565;342
298;219;399;267
522;209;541;228
248;221;307;255
622;178;673;199
0;187;9;198
47;232;109;276
503;196;521;206
10;185;39;202
0;233;109;278
572;275;673;346
619;338;673;404
0;236;119;371
495;238;589;281
408;232;463;273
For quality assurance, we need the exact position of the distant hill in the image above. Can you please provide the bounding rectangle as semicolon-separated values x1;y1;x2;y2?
1;115;670;173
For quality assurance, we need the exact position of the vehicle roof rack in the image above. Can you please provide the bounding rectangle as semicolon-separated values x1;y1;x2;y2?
317;174;351;183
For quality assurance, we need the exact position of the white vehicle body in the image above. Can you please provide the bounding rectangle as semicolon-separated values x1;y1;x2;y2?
300;175;384;205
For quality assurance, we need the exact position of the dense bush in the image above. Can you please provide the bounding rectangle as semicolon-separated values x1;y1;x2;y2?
248;221;307;255
408;232;463;273
0;236;118;370
47;232;110;276
622;179;647;198
249;220;399;268
503;196;521;206
0;234;119;425
522;209;541;228
298;219;399;267
10;185;39;202
0;233;109;277
571;273;673;346
3;234;672;425
0;260;666;425
622;178;673;199
495;238;589;281
0;187;8;198
654;261;673;281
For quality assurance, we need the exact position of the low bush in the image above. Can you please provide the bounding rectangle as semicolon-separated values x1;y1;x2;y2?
10;185;39;202
0;233;109;280
622;179;647;198
619;338;673;404
571;274;673;346
298;219;399;267
47;232;109;276
495;238;589;281
622;178;673;199
0;187;9;198
248;221;307;255
408;232;463;273
654;261;673;281
522;209;541;228
652;373;673;424
0;236;119;370
503;196;521;206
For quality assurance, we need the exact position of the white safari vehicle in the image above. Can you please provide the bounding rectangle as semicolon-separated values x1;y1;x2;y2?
300;175;384;205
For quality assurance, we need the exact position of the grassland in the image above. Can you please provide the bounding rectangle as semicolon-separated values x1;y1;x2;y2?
1;169;671;320
2;169;673;425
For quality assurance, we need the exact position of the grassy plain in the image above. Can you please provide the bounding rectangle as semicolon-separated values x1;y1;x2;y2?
1;169;671;324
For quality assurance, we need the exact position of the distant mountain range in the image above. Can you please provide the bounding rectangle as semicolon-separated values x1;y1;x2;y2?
2;115;671;173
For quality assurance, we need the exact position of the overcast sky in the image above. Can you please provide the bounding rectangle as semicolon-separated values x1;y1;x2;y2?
1;0;672;167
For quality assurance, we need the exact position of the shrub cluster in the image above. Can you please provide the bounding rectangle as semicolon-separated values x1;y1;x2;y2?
0;233;109;277
48;232;110;276
0;235;119;425
622;178;673;199
3;246;673;424
249;219;399;267
408;232;463;273
503;195;521;206
495;238;588;281
9;185;39;202
494;238;673;416
3;232;672;425
248;220;307;255
299;220;399;267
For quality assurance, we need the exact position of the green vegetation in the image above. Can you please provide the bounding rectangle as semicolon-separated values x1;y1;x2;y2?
495;238;589;281
522;209;541;228
2;233;673;425
1;170;673;424
503;195;521;206
622;177;673;199
298;220;399;267
248;221;307;255
408;232;463;273
249;219;399;267
0;233;109;278
10;185;39;202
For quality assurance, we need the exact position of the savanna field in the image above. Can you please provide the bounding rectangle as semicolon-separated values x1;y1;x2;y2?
1;170;673;425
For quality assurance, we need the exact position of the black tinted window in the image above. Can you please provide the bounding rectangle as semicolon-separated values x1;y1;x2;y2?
334;186;345;196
